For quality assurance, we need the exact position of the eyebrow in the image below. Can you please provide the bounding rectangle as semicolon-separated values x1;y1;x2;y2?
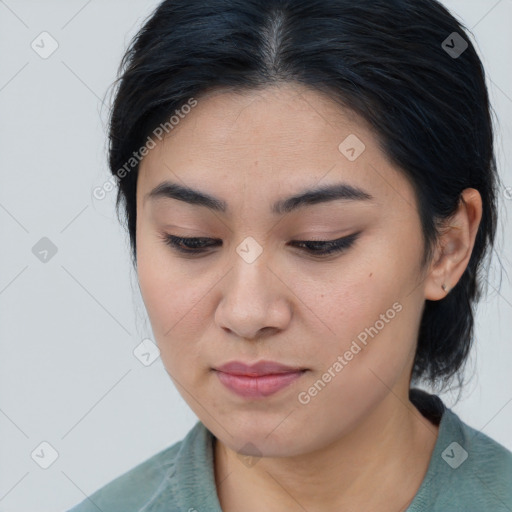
145;180;375;215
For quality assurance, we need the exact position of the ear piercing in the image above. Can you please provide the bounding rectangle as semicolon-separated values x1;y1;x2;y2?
441;283;449;292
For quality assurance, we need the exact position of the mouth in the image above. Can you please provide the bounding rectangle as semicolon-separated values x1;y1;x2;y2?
213;360;308;399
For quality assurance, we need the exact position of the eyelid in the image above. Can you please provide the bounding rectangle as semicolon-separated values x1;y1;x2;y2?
160;231;361;258
292;233;351;242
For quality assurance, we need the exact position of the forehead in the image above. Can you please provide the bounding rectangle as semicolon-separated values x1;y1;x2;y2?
137;84;414;213
150;84;372;155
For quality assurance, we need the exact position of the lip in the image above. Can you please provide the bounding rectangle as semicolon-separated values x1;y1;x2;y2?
215;360;305;376
213;360;307;399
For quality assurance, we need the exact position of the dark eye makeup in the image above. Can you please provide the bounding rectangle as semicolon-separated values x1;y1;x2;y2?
159;232;361;258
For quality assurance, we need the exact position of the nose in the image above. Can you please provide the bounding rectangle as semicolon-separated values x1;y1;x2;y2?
214;248;292;341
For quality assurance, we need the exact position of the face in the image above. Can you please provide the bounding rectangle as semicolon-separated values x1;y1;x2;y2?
136;84;430;457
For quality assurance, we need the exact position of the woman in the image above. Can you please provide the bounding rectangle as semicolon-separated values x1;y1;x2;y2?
70;0;512;510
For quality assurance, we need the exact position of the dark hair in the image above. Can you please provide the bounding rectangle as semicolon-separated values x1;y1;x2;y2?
107;0;501;393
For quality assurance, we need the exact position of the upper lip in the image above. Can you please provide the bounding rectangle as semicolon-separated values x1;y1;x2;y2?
214;360;305;376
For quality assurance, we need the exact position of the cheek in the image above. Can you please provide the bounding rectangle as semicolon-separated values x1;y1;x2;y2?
296;299;415;433
136;237;195;339
286;263;392;350
136;236;220;378
291;250;418;389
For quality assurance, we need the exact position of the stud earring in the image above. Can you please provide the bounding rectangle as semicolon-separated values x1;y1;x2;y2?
441;283;449;292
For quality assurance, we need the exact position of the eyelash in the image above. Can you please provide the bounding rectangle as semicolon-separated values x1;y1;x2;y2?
160;232;360;258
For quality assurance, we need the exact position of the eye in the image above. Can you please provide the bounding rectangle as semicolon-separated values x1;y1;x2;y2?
160;232;360;258
161;235;221;255
288;232;360;257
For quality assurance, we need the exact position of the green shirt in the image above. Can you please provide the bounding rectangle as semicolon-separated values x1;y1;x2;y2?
67;392;512;511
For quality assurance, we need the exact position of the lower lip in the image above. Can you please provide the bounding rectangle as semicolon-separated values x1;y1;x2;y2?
215;370;306;398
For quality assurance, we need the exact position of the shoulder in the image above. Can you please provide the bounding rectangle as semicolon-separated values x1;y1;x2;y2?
66;421;206;512
415;407;512;511
453;410;512;494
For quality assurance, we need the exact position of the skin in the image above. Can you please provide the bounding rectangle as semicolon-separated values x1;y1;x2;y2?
135;83;482;512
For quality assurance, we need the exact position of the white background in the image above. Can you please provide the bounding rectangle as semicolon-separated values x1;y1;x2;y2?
0;1;511;511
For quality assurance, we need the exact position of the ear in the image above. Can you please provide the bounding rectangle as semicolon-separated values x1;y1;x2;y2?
424;188;483;301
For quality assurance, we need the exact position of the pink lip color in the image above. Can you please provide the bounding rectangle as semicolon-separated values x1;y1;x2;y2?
215;371;305;398
214;360;306;398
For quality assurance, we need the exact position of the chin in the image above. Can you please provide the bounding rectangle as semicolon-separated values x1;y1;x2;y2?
211;416;316;458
